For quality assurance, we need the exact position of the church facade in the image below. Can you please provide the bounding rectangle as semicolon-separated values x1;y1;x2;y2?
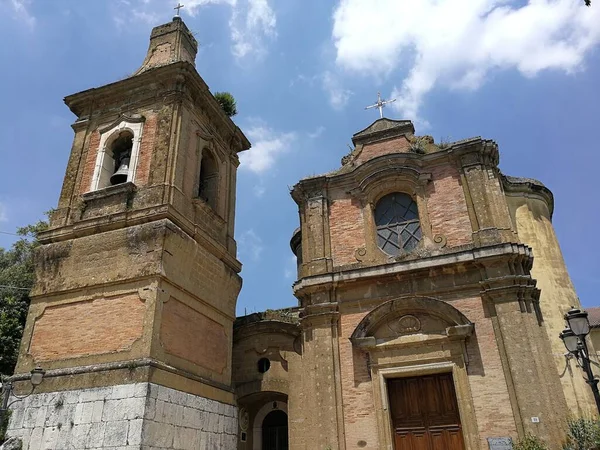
3;17;594;450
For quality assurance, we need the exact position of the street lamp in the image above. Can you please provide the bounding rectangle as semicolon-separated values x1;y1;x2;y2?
559;307;600;414
0;366;45;426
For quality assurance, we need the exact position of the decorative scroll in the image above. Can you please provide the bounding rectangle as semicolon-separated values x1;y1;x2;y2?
355;247;367;262
433;234;447;248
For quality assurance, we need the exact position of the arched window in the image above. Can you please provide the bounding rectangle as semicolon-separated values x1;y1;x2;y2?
95;130;134;189
198;150;219;209
91;116;144;192
374;193;422;255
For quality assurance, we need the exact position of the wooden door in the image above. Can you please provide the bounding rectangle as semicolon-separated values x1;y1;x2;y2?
388;373;465;450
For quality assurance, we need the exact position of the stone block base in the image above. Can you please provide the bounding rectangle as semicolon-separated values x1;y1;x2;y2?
5;382;237;449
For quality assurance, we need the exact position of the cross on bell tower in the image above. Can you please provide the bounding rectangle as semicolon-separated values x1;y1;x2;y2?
174;2;184;17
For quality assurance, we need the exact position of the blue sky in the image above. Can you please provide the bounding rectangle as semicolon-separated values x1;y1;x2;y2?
0;0;599;315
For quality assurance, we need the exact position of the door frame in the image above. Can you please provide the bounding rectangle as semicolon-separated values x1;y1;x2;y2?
373;361;479;450
253;401;289;450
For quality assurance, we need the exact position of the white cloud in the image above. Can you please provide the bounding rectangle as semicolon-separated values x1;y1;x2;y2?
322;71;353;110
121;0;276;59
239;229;263;261
6;0;36;28
239;125;296;174
332;0;600;120
229;0;276;59
308;126;326;139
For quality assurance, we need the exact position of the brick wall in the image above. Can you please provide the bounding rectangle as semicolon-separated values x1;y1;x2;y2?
29;294;145;361
452;297;518;448
355;135;411;165
426;165;473;247
79;131;101;195
337;297;518;450
339;311;379;450
160;297;228;374
329;198;364;266
135;114;158;186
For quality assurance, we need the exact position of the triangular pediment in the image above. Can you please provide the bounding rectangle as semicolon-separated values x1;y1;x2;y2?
352;119;415;146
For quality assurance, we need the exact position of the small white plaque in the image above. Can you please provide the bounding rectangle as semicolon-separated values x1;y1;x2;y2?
531;417;540;423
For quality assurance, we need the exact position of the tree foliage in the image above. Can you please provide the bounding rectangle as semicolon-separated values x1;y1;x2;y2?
214;91;237;117
0;219;47;376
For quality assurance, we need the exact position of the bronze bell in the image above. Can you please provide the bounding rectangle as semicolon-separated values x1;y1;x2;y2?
110;157;130;185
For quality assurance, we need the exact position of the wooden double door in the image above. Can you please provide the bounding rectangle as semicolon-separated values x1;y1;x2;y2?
387;373;465;450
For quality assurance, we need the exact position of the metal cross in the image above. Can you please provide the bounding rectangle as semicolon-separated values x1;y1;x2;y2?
174;3;184;17
365;92;396;119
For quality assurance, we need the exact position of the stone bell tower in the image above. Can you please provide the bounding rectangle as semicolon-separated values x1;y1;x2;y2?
6;16;250;449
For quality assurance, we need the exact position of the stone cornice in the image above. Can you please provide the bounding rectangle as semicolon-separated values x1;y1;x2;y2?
9;357;234;394
293;242;533;296
233;320;300;343
64;61;250;153
502;174;554;218
291;137;499;204
38;207;242;274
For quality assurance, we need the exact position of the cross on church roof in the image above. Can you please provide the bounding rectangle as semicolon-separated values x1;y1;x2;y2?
365;92;396;119
174;3;184;17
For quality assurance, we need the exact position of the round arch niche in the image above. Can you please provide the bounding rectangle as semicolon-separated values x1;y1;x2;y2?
253;401;288;450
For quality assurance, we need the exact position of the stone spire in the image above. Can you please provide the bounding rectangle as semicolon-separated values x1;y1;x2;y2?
134;16;198;75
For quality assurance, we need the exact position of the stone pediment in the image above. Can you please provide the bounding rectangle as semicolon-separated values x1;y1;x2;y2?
351;119;415;146
350;296;474;348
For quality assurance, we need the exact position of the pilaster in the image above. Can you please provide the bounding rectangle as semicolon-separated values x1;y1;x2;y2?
482;278;568;448
297;303;345;450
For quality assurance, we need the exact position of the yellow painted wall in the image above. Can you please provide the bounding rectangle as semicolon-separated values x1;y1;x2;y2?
506;194;596;416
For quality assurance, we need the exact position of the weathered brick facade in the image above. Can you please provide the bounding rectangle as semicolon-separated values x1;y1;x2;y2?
7;16;250;450
230;118;593;450
4;15;594;450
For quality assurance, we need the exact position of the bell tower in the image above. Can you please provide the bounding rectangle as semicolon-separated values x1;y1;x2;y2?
6;16;250;449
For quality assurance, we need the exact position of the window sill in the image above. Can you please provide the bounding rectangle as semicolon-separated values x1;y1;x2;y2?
82;182;136;202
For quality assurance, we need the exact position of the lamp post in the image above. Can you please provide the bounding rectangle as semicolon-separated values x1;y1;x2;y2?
0;366;45;427
559;307;600;414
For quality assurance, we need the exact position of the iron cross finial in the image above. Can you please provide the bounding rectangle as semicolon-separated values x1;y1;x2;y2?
365;91;396;119
174;3;184;17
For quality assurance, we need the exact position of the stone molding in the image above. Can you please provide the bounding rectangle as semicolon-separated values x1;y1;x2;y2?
64;62;250;154
9;358;235;397
350;296;473;344
502;174;554;218
294;242;533;295
233;320;301;343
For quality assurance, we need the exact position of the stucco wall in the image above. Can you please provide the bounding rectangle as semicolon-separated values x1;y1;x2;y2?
506;194;596;416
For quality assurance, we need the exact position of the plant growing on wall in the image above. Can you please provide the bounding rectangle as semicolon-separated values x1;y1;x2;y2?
514;434;549;450
563;417;600;450
214;91;237;117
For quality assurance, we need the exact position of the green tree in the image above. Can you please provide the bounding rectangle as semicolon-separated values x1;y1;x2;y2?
214;91;237;117
0;218;48;376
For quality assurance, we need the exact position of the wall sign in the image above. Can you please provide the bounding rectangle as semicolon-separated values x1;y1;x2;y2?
488;437;513;450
